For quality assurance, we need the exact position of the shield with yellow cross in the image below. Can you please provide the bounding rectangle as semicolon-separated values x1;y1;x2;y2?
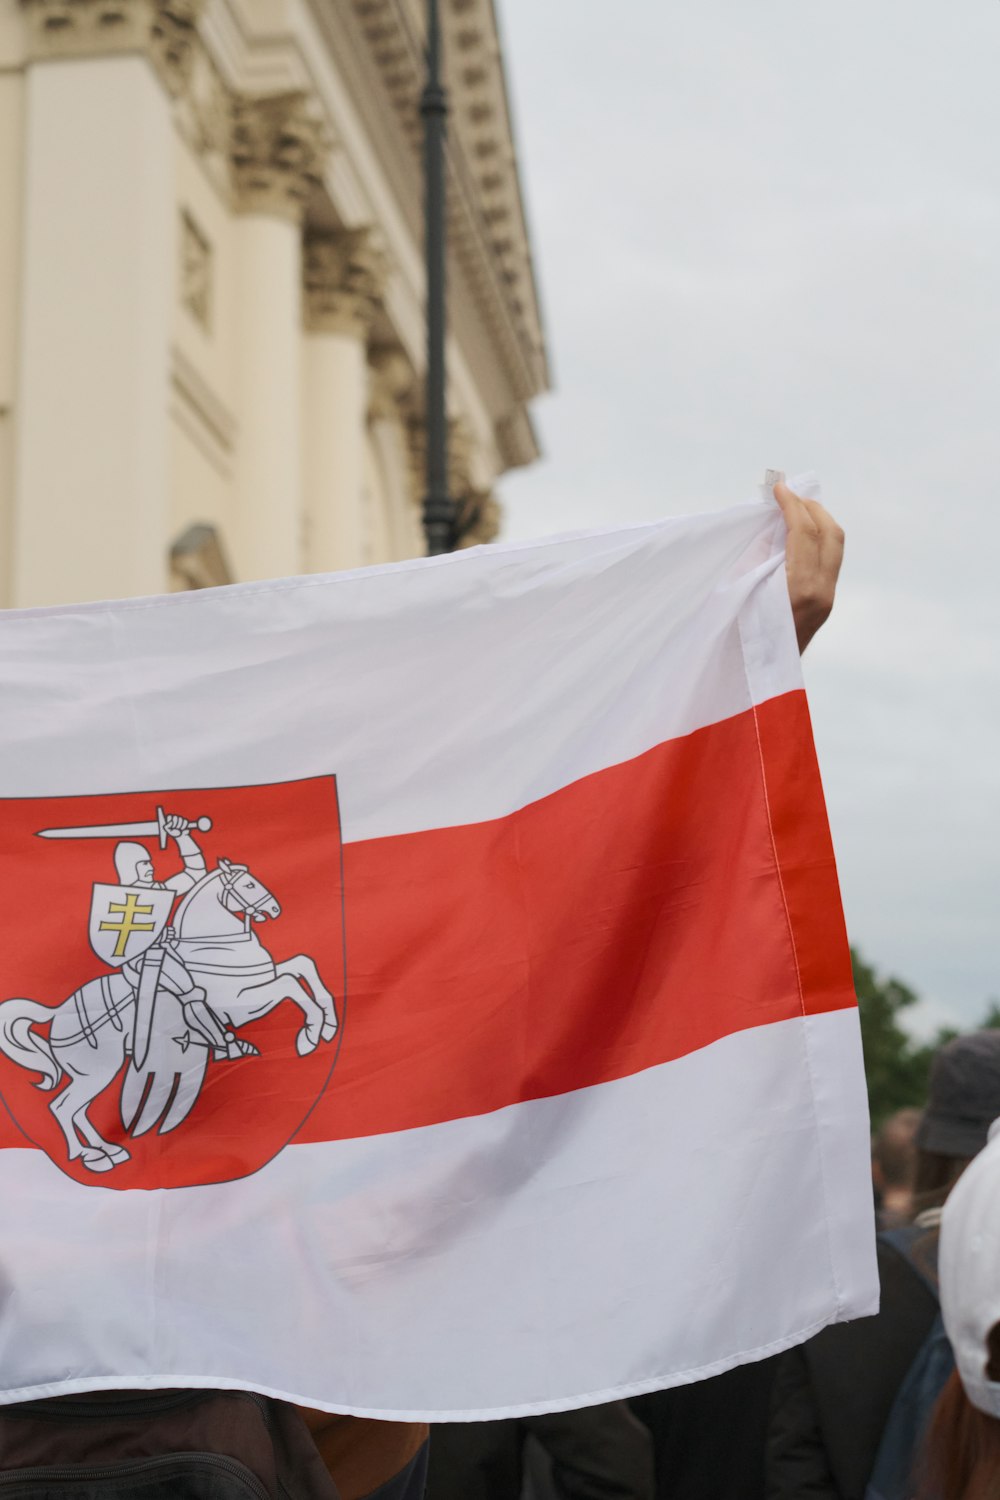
88;884;174;969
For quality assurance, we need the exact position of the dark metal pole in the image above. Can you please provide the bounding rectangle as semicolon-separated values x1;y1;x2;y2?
421;0;454;554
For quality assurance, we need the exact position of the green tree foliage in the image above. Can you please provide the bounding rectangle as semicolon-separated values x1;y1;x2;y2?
980;1000;1000;1031
852;951;1000;1131
852;948;934;1131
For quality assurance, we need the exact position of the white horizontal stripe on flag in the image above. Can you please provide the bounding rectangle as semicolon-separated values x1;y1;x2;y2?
0;503;800;841
0;1008;877;1418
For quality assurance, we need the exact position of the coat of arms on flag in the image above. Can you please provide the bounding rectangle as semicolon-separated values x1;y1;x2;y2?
0;777;345;1190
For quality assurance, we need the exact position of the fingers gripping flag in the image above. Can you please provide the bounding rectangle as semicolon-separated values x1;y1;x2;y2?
0;497;878;1419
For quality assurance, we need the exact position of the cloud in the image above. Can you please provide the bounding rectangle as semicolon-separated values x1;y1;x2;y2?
494;0;1000;1026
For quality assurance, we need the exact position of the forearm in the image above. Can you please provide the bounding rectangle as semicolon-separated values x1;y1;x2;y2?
174;832;206;873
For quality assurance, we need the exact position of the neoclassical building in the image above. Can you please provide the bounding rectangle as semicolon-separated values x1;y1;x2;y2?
0;0;548;606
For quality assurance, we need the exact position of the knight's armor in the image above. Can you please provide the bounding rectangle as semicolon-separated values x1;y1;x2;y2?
113;829;254;1062
181;989;257;1060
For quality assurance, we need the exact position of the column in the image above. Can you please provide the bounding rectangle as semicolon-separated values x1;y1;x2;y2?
368;346;423;561
301;228;386;573
11;0;192;606
230;91;326;582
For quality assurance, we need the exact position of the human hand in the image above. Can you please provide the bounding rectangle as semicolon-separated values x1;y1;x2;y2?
163;813;189;839
774;481;845;654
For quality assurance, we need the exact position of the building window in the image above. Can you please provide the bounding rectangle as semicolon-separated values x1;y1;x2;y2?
180;210;213;332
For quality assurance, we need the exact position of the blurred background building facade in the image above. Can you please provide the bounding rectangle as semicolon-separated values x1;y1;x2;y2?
0;0;548;606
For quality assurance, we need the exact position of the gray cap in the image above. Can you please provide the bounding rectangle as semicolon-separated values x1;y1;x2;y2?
917;1031;1000;1158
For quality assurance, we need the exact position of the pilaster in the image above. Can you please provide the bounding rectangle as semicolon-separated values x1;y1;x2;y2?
368;344;422;561
12;25;176;604
229;90;330;581
301;227;388;572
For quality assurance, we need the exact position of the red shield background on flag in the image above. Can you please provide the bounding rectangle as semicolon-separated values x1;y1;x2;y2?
0;776;345;1191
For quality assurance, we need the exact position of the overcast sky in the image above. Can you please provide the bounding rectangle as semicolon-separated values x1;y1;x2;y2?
493;0;1000;1034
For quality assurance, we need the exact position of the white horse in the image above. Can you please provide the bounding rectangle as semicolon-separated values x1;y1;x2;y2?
0;859;338;1173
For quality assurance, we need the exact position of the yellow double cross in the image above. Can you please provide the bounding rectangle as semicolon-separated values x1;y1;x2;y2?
99;892;157;959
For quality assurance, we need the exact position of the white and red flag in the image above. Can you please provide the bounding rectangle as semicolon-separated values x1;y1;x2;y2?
0;492;877;1418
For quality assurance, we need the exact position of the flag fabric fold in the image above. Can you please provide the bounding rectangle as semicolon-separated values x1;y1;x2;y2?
0;496;877;1418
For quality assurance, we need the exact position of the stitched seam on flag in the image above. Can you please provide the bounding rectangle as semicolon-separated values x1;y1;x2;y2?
736;610;845;1319
734;605;805;1016
748;704;805;1015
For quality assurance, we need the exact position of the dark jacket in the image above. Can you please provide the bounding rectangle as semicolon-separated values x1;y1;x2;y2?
630;1358;780;1500
427;1402;654;1500
765;1232;940;1500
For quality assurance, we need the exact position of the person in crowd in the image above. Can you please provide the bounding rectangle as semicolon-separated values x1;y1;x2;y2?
918;1125;1000;1499
766;1030;1000;1500
631;1360;782;1500
873;1108;921;1229
426;1403;655;1500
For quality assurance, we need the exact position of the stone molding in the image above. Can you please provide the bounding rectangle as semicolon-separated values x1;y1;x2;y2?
403;410;500;547
231;91;329;222
170;522;234;589
170;343;237;453
173;38;233;195
21;0;202;95
368;345;415;422
404;414;427;512
495;405;540;473
180;209;212;329
455;492;501;549
303;227;388;336
448;414;475;503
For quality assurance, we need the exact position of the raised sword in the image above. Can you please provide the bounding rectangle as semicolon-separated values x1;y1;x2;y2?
37;806;212;849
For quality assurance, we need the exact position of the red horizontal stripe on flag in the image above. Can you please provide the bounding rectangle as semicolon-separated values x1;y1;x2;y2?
295;688;853;1144
0;691;852;1157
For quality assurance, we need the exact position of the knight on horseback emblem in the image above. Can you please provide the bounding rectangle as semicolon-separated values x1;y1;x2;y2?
0;803;339;1176
89;812;258;1070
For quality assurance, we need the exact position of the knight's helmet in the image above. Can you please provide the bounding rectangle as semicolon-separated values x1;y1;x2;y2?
114;841;151;886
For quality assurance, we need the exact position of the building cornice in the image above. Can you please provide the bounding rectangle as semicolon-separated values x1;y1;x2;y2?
444;0;549;393
348;0;549;406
